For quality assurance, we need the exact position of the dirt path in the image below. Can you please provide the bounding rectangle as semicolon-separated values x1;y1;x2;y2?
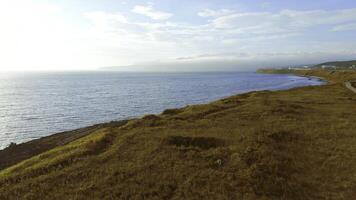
345;81;356;94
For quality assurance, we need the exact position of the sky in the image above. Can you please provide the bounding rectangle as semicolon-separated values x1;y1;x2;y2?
1;0;356;71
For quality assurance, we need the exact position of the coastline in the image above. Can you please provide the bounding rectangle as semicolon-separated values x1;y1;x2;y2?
1;69;356;199
0;72;323;170
0;72;320;150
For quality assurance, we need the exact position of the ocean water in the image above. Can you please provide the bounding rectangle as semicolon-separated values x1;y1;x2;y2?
0;72;322;149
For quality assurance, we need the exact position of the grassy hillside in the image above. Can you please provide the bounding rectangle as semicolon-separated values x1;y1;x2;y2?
1;70;356;199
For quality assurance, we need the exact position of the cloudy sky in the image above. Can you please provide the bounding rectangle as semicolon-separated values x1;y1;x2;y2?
1;0;356;71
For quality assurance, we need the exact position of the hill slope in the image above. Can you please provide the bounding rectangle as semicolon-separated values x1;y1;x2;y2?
1;70;356;199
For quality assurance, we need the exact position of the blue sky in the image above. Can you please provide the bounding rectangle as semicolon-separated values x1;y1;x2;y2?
0;0;356;71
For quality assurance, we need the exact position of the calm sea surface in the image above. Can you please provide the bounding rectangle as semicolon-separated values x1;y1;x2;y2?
0;72;322;149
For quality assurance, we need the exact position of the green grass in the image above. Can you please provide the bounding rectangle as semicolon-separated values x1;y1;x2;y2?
1;70;356;199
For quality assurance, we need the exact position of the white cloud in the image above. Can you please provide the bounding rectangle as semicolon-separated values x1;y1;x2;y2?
198;9;233;17
2;1;356;71
82;7;356;69
84;11;127;24
211;8;356;34
131;5;172;20
83;11;128;34
332;23;356;31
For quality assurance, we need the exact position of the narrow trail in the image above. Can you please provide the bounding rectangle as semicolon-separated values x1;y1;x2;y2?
345;81;356;94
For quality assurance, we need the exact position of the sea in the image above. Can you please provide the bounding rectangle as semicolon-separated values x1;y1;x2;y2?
0;72;323;149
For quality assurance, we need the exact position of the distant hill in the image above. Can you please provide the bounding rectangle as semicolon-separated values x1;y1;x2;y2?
312;60;356;69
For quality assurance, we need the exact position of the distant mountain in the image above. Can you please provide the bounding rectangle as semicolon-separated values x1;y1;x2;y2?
312;60;356;69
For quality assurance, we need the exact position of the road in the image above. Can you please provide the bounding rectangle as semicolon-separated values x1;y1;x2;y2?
345;81;356;94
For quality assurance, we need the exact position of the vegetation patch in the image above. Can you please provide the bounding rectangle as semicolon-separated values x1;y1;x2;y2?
142;114;161;120
164;136;225;149
85;131;116;155
162;108;183;115
240;131;310;199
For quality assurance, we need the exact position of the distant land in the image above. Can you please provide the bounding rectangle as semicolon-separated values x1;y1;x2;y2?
275;59;356;70
1;60;356;199
101;59;356;72
312;60;356;69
